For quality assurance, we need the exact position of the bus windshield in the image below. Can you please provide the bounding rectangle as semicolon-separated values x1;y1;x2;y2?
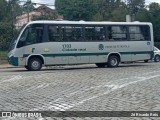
8;38;17;52
16;24;44;48
9;24;26;51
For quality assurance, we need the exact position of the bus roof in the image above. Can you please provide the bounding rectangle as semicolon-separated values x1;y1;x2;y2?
27;20;152;26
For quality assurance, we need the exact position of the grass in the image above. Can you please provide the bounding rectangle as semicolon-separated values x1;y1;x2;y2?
0;51;8;64
0;51;8;57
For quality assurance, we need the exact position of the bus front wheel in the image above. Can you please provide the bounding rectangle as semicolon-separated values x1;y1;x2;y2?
154;55;160;62
107;55;120;68
25;66;29;70
28;57;42;71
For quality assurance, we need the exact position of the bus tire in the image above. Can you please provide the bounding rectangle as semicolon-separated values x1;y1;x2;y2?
95;63;106;68
154;55;160;62
25;66;29;70
107;55;120;68
144;60;149;63
28;57;42;71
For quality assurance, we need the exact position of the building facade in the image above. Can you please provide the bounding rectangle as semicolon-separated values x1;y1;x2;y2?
15;5;62;29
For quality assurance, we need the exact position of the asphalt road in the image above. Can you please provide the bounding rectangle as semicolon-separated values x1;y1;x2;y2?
1;62;160;120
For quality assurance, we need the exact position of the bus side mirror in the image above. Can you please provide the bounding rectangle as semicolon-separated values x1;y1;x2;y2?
17;41;25;48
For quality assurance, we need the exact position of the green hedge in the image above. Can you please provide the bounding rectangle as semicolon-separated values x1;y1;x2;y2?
0;22;14;51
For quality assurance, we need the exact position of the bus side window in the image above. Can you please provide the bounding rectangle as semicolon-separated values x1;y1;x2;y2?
72;26;84;41
140;26;150;40
107;26;127;41
28;28;37;44
95;27;106;41
61;26;73;42
48;25;60;42
129;26;146;41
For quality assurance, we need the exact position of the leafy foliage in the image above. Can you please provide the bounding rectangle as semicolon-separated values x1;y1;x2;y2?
32;9;58;21
0;22;14;50
0;0;21;51
55;0;99;21
148;3;160;42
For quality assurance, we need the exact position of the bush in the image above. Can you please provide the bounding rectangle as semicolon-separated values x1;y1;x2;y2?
0;22;16;51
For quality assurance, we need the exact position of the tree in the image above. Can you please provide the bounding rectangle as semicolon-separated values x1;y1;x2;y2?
0;0;20;50
0;23;13;50
148;3;160;42
111;3;128;22
55;0;99;21
0;0;10;22
22;1;35;14
32;9;58;20
126;0;145;21
93;0;127;21
136;2;160;42
8;0;23;22
96;0;117;21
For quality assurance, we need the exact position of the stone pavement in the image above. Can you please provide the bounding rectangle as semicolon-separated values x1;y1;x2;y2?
0;63;13;69
1;62;160;120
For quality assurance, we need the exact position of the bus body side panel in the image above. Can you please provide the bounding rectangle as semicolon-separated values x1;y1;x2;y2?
25;40;152;65
69;56;90;64
121;54;132;62
45;56;68;65
89;55;107;63
10;40;153;66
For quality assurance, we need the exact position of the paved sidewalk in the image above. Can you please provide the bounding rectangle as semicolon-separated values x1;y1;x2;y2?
0;57;14;69
0;63;14;69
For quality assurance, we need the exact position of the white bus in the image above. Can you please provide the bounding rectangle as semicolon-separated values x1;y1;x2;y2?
8;21;154;71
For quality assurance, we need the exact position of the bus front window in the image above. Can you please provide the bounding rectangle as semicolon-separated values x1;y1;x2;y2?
8;24;27;51
17;28;29;48
17;24;44;48
9;39;17;51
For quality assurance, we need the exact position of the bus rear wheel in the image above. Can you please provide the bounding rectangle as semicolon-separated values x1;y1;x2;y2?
96;63;106;68
28;57;42;71
107;55;120;68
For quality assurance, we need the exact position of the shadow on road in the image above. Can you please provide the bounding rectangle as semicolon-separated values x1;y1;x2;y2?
0;63;152;73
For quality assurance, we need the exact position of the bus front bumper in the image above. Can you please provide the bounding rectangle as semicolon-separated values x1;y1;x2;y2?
8;56;18;66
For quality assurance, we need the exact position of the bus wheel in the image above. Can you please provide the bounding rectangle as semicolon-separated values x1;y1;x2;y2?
95;63;106;68
144;60;149;63
25;66;29;70
107;55;120;68
28;57;42;71
154;55;160;62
